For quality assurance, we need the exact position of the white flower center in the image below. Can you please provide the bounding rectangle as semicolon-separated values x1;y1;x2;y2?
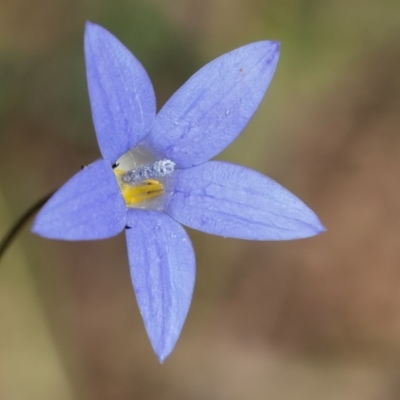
113;146;174;210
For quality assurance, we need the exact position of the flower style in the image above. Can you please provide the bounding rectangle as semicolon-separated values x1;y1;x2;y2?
32;22;325;362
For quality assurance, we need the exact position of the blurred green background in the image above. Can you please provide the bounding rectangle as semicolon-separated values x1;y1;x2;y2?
1;0;400;399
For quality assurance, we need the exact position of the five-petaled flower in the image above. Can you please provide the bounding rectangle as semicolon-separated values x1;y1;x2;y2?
32;22;325;362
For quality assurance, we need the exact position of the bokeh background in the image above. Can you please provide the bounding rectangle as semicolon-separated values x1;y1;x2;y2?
1;0;400;399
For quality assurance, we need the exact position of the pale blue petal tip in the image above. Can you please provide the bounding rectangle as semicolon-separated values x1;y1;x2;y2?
84;21;156;162
32;160;127;240
165;161;325;241
125;210;195;362
314;220;327;235
145;40;281;167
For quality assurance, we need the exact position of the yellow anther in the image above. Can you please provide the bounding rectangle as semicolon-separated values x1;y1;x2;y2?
114;166;166;207
113;168;125;176
119;179;164;206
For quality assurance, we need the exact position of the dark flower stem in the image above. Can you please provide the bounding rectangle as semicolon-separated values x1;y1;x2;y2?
0;191;55;260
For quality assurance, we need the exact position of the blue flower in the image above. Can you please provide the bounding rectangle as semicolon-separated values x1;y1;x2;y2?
32;22;325;362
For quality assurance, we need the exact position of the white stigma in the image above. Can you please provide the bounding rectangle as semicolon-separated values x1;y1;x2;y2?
121;159;175;184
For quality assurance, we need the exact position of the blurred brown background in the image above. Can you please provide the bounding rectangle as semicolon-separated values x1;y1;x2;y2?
1;0;400;399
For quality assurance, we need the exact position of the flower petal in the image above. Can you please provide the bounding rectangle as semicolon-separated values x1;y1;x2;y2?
164;161;325;240
144;41;280;167
125;210;195;362
84;22;156;162
32;160;127;240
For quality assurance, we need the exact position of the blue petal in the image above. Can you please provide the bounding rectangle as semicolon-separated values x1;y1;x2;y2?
32;160;127;240
125;210;195;362
144;41;280;167
84;22;156;162
164;161;325;240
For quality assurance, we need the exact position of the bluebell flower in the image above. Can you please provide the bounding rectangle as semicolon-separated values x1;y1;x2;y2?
32;22;325;362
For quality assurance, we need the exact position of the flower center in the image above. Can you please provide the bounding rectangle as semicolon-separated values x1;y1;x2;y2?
113;149;175;208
